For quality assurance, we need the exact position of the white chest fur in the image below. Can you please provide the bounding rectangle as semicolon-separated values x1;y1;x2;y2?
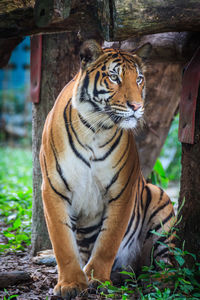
60;132;115;219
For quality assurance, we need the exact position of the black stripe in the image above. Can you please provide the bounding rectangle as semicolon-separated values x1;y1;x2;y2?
161;252;174;260
89;62;107;73
76;220;103;234
113;59;121;63
80;249;90;255
145;211;175;240
50;132;71;192
123;197;137;238
102;91;117;103
111;103;126;109
113;62;122;70
140;179;145;211
88;99;102;112
109;161;135;203
93;70;111;96
153;211;175;233
78;113;96;133
94;71;100;97
159;188;164;202
101;124;114;130
94;129;123;162
63;101;91;168
104;78;110;90
69;106;87;149
148;199;171;224
153;236;168;252
100;128;119;148
77;233;99;247
123;196;140;249
43;155;71;205
138;185;152;239
112;53;119;58
109;114;122;124
155;247;169;259
80;72;89;101
112;257;119;270
104;153;129;195
66;222;76;232
113;136;129;168
70;215;77;222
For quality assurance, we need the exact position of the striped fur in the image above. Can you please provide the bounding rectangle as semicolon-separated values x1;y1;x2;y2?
40;40;175;298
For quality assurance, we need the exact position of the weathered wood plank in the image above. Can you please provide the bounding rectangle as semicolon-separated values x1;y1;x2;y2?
0;271;31;288
34;0;71;28
113;0;200;40
0;0;200;41
0;0;109;40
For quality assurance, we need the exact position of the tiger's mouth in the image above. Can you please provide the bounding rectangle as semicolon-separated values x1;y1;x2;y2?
109;113;138;124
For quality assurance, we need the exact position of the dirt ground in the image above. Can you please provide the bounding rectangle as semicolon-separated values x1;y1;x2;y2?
0;216;103;300
0;183;180;300
0;249;58;300
0;249;107;300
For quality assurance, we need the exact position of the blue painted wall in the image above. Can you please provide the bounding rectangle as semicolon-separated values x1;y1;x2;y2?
0;37;31;144
0;37;30;92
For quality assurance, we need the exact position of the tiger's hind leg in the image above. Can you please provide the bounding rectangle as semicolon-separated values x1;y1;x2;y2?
139;183;176;269
111;182;175;285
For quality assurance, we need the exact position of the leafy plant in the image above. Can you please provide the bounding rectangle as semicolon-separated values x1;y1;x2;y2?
3;289;19;300
150;159;169;188
149;114;181;188
98;212;200;300
0;147;32;253
160;114;181;182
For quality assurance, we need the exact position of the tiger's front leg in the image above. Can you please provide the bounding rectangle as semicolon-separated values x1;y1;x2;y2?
84;187;136;285
41;157;88;298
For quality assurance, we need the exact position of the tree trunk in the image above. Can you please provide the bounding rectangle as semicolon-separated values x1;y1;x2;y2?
178;80;200;264
138;62;182;178
31;32;80;255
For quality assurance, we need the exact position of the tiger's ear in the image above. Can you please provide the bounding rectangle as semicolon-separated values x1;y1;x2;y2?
80;40;103;69
133;43;152;60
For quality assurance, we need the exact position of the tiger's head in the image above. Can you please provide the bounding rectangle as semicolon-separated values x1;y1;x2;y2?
72;40;152;130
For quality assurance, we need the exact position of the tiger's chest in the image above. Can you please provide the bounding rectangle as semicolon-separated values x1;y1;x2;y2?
61;133;117;219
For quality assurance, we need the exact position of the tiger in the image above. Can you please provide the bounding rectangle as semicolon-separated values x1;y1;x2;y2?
40;40;175;299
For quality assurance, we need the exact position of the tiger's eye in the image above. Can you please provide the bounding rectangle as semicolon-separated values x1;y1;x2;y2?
109;74;118;82
136;75;144;84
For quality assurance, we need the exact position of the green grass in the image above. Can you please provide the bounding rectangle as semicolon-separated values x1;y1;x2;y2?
0;147;32;253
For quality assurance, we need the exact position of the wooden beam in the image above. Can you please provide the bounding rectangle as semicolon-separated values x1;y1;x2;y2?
0;0;109;40
34;0;71;28
0;1;200;41
112;0;200;40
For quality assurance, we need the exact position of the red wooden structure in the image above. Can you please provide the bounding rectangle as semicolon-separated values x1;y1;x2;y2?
179;47;200;144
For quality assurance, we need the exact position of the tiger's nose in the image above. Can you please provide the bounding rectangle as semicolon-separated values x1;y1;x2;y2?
127;101;143;111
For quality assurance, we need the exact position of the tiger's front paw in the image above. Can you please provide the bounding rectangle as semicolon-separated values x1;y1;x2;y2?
54;280;88;299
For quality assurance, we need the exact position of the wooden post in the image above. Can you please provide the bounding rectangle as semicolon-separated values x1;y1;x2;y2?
178;49;200;264
31;32;81;255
